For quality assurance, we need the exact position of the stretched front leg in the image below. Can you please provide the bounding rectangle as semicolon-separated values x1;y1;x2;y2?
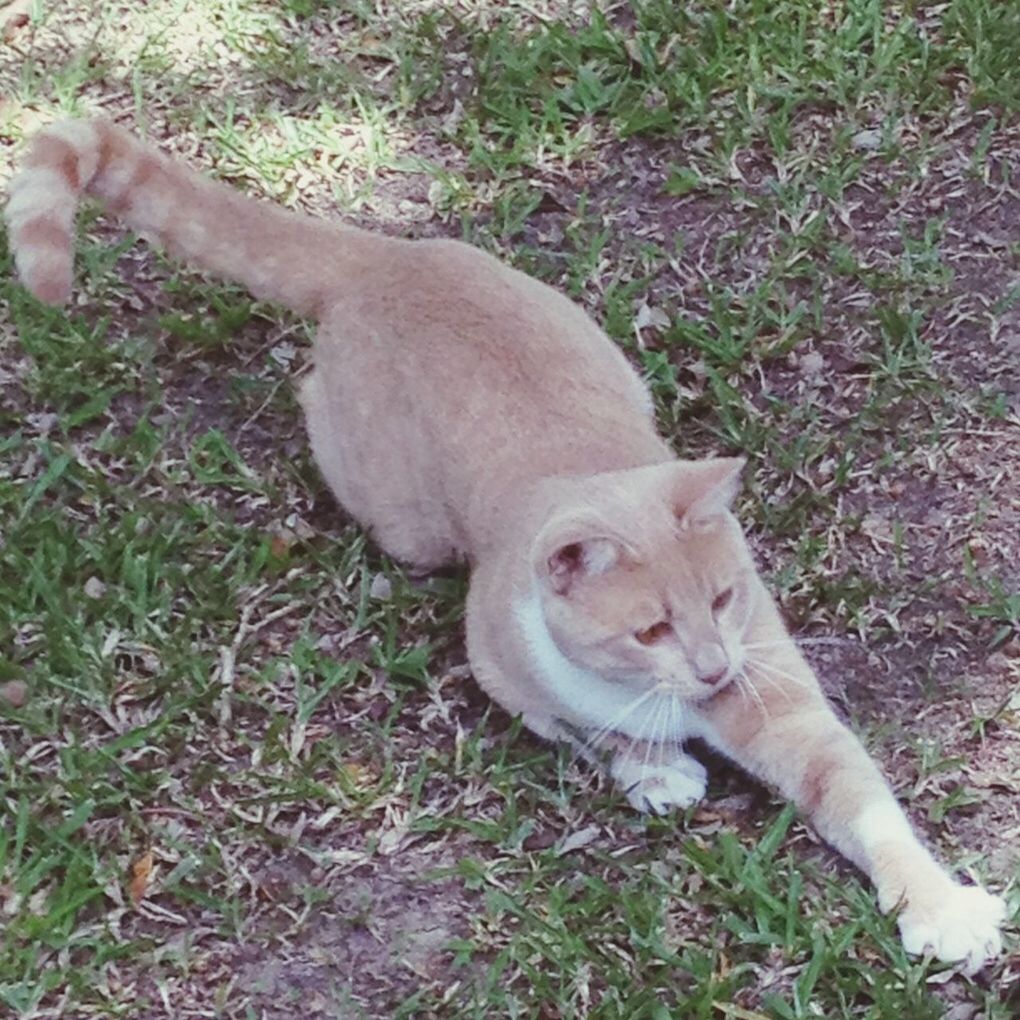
697;637;1005;972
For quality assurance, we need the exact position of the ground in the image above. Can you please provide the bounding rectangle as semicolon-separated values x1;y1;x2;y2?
0;1;1019;1018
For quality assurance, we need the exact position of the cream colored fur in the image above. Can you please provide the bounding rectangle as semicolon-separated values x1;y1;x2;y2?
5;118;1005;971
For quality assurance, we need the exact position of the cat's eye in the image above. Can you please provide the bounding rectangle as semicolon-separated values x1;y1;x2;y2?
712;588;734;614
634;620;672;645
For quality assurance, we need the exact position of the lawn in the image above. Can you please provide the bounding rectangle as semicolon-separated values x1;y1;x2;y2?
1;1;1019;1017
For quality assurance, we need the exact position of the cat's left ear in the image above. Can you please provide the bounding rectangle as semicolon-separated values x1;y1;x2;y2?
533;512;623;596
672;457;746;528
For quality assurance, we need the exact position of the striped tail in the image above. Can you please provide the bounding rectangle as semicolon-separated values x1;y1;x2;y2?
5;118;379;317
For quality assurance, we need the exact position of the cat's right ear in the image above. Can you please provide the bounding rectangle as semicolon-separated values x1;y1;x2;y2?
534;515;622;596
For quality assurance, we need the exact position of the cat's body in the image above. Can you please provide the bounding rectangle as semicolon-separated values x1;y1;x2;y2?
6;118;1006;970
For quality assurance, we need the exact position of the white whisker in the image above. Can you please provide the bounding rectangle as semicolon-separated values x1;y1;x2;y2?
671;691;687;749
741;662;803;709
642;695;668;778
672;692;688;755
665;694;677;759
746;656;813;691
639;701;658;776
734;673;751;710
794;636;860;647
736;670;770;719
572;684;660;762
658;695;674;766
743;635;858;652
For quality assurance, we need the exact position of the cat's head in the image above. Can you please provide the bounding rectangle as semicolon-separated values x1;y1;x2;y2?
534;458;756;702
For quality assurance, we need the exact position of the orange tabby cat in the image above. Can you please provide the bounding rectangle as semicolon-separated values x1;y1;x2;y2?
6;118;1006;970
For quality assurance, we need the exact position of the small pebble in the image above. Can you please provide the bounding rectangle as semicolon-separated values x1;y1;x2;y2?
0;681;27;708
852;128;882;151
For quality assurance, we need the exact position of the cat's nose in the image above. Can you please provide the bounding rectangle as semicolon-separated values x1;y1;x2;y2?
698;667;727;686
694;643;728;685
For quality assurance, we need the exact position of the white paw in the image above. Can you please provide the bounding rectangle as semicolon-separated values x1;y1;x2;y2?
898;883;1006;974
613;756;708;815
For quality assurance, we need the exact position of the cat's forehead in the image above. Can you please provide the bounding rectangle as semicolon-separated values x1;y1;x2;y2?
646;526;731;574
591;464;736;531
625;497;736;553
631;516;746;596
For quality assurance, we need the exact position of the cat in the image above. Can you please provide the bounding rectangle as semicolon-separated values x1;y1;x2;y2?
5;118;1006;971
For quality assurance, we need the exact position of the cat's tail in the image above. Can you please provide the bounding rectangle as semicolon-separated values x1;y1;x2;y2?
5;118;379;317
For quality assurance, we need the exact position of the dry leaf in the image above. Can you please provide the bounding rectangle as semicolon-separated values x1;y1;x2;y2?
269;533;292;559
556;825;600;856
633;303;671;344
270;341;297;366
377;821;410;856
287;515;315;541
129;850;154;906
340;762;373;788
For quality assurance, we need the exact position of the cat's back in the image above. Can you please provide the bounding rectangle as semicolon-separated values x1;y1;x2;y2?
330;235;649;420
307;233;667;561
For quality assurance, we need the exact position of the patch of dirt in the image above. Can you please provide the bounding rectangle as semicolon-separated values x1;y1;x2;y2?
232;867;470;1018
118;846;479;1020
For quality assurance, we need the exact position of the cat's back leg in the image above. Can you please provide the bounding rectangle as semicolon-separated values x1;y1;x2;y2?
297;332;463;570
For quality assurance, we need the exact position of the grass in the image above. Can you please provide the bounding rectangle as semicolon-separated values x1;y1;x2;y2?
1;0;1019;1016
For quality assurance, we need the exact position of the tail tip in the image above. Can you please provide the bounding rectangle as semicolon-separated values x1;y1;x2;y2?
31;276;72;307
22;266;73;307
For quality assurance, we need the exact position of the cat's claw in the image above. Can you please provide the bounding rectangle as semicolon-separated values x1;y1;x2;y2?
898;883;1006;974
614;757;708;815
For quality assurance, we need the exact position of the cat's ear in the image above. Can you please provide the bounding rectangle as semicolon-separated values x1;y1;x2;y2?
534;514;622;595
672;457;745;529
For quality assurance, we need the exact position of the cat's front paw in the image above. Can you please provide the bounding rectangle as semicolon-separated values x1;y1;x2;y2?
898;883;1006;974
613;756;708;815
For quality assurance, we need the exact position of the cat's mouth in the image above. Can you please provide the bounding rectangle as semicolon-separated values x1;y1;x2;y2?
646;670;735;701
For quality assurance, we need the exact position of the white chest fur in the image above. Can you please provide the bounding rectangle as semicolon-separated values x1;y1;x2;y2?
514;590;693;741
